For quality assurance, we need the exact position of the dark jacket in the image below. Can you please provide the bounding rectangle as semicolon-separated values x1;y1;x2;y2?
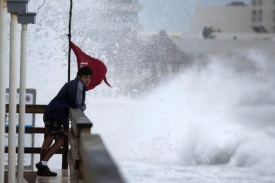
44;77;87;127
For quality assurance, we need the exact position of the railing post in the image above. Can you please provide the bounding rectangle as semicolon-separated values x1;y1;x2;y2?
62;136;68;169
69;108;93;182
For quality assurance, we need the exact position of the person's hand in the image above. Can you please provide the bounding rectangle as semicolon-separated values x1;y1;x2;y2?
80;104;86;111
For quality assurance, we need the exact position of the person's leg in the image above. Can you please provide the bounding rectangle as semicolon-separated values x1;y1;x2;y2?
36;114;65;176
40;136;54;160
41;136;64;161
36;136;64;176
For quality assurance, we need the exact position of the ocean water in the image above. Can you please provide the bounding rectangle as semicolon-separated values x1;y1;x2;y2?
3;1;275;182
84;51;275;183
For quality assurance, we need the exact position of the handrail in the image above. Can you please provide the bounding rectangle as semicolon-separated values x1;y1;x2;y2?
69;108;93;137
5;104;46;113
68;108;93;182
68;108;125;183
80;133;125;183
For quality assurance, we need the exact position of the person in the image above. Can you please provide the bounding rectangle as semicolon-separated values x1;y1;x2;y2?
36;66;93;176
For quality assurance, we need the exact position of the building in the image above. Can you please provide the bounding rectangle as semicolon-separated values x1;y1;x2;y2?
190;3;252;34
251;0;275;33
189;0;275;39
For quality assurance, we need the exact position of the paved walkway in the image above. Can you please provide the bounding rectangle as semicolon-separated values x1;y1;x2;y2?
36;169;70;183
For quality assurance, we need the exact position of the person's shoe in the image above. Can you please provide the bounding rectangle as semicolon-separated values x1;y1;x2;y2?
36;162;57;176
37;170;57;176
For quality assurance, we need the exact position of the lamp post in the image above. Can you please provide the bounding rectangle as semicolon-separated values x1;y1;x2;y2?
17;12;36;183
6;0;28;182
0;1;7;183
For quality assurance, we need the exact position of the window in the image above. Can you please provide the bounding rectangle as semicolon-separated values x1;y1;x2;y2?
252;11;257;22
258;0;262;5
258;10;262;21
273;10;275;21
252;0;256;5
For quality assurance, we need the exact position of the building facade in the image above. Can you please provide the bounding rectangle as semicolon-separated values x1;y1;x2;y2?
190;4;252;34
251;0;275;32
189;0;275;39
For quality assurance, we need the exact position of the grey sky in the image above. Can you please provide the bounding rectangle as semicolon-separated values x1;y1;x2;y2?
138;0;251;32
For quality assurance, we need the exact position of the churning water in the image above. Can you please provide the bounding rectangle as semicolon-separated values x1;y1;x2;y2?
84;50;275;183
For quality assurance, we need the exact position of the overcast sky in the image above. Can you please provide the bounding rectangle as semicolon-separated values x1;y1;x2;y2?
138;0;251;32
